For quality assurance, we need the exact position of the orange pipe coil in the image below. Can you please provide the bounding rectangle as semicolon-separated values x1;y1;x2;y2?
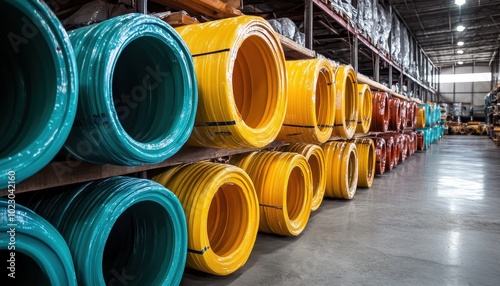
356;84;373;134
231;151;313;236
388;98;402;132
176;16;287;148
331;65;359;139
277;59;335;143
407;102;418;128
369;137;387;175
400;100;408;130
321;141;358;199
279;143;326;211
380;135;395;171
369;91;390;132
416;131;425;150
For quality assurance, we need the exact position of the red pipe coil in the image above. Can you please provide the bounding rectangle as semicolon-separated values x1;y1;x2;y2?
406;102;417;129
399;134;408;163
388;98;401;132
369;92;389;132
380;135;395;171
369;137;386;175
416;131;424;151
400;101;408;130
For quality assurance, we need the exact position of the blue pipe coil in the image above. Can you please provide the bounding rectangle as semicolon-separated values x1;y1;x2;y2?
29;176;187;285
0;199;77;285
64;14;197;165
0;0;78;189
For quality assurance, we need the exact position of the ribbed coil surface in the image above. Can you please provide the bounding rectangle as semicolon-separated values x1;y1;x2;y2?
356;84;373;134
369;137;387;175
400;100;408;130
0;0;78;189
152;162;260;276
331;65;359;139
321;141;359;199
388;98;401;132
176;16;287;148
380;135;395;171
279;143;326;211
348;139;376;188
29;177;187;286
278;59;335;143
231;151;312;236
369;91;390;132
64;14;197;165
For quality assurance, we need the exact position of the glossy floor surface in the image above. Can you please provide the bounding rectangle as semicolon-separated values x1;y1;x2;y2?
181;136;500;286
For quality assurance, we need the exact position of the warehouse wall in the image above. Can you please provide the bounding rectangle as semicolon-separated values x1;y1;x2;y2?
439;65;491;106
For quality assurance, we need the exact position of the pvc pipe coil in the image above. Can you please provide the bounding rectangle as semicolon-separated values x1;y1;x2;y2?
279;143;326;211
321;142;359;199
331;65;359;139
29;177;187;285
231;151;313;236
176;16;287;148
0;199;77;285
400;100;408;130
356;84;373;134
416;106;426;128
277;59;335;143
64;14;197;165
388;98;401;132
152;162;259;276
369;137;387;175
406;102;418;128
380;135;395;171
369;91;390;132
0;0;78;189
348;139;376;188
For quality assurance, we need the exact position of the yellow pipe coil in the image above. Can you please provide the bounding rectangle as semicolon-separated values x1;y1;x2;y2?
348;138;376;188
355;84;373;134
279;143;326;211
176;16;287;148
277;59;335;143
321;141;358;199
231;151;312;236
416;106;426;128
331;65;359;139
152;161;259;275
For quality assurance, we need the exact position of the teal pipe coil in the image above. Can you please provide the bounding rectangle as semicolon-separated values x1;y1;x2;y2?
0;0;78;189
0;199;77;286
64;14;197;165
29;176;187;286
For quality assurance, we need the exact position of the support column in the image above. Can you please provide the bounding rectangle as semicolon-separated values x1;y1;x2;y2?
137;0;147;14
304;0;314;50
351;37;359;72
374;55;380;82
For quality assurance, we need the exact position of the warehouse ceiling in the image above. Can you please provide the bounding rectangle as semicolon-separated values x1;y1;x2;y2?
242;0;500;70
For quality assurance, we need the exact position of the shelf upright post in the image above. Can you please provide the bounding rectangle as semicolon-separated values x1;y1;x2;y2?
351;36;359;72
137;0;147;14
304;0;314;50
374;54;380;82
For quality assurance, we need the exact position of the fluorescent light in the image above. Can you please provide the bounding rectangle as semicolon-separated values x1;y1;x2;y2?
440;72;491;83
457;41;464;46
457;25;465;32
457;50;464;54
455;0;465;5
457;61;464;65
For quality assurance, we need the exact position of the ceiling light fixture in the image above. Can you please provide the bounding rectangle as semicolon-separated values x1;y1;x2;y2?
457;25;465;32
457;50;464;54
455;0;465;5
457;41;464;46
457;61;464;65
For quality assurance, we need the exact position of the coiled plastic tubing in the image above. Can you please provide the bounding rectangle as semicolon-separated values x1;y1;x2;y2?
176;16;287;148
277;59;335;144
279;143;326;211
369;137;387;175
321;141;358;199
64;14;197;165
370;91;390;132
356;84;373;134
29;177;187;285
231;151;313;236
331;65;359;139
153;162;259;276
388;98;402;132
348;139;376;188
0;199;77;285
0;0;78;189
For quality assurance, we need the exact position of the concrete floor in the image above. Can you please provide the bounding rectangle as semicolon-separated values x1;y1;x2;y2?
181;136;500;286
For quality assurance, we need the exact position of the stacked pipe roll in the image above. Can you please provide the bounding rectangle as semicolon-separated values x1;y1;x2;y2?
348;139;376;188
406;102;418;128
277;59;335;143
279;143;326;211
380;135;395;171
398;134;408;163
331;65;359;139
404;131;417;156
369;91;390;132
416;131;425;151
0;0;78;189
231;151;312;236
356;84;373;134
153;162;259;275
388;98;402;132
176;16;287;148
0;199;77;285
416;128;430;150
63;14;197;165
370;137;387;175
29;177;187;285
321;142;358;199
416;105;426;128
400;100;408;130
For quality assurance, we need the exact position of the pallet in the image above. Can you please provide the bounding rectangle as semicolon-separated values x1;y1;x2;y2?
151;0;242;19
161;13;200;27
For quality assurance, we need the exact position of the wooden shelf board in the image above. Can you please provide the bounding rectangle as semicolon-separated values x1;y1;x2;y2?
151;0;242;19
277;34;316;60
